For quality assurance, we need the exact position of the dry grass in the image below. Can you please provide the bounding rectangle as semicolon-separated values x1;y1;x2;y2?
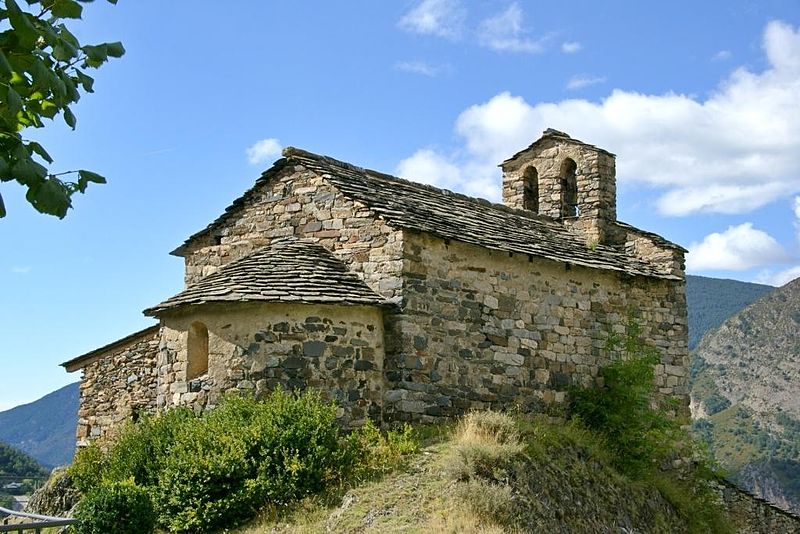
446;411;524;481
233;412;729;534
234;427;515;534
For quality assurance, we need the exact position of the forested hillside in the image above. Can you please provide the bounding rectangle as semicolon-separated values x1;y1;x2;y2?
0;382;78;468
685;275;774;350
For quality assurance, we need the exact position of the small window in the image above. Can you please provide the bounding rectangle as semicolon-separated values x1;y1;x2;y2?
561;158;578;217
187;321;209;380
522;166;539;212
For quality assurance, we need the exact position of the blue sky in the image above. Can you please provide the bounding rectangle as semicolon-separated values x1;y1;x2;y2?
1;0;799;410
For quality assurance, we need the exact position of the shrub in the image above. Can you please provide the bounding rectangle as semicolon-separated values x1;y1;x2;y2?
569;319;681;477
71;408;193;492
73;479;155;534
344;419;418;482
68;391;418;532
153;391;345;532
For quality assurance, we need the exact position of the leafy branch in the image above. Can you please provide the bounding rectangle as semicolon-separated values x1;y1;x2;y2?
0;0;124;218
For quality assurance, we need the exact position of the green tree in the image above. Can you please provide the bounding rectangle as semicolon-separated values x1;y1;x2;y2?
0;0;123;218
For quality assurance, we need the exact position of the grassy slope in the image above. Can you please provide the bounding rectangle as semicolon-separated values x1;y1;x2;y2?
238;416;726;534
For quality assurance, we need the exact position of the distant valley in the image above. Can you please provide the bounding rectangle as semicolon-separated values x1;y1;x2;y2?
689;276;800;513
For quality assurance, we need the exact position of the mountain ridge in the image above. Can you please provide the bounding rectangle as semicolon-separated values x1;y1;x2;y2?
691;277;800;514
0;382;79;469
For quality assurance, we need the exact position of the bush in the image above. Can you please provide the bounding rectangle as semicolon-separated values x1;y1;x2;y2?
73;479;155;534
68;390;418;533
344;419;418;482
569;319;681;476
154;391;345;532
71;408;194;493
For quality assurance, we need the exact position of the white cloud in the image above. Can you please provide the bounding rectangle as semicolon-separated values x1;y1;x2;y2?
10;266;30;274
755;265;800;286
793;196;800;243
478;3;548;54
562;41;581;54
566;75;606;90
395;20;800;216
656;183;792;216
396;149;461;189
394;60;448;77
398;0;465;39
713;50;732;61
686;223;789;271
395;148;501;200
246;138;283;165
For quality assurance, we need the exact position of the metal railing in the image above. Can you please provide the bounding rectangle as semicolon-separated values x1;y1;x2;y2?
0;506;75;533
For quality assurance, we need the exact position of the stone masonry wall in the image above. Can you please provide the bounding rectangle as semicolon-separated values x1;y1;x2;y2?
76;332;160;446
180;165;403;301
382;231;687;422
621;226;685;278
157;302;385;426
717;480;800;533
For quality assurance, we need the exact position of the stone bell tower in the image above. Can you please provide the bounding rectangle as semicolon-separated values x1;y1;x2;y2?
500;129;618;245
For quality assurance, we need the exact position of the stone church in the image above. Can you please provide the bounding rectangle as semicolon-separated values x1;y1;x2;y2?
62;129;688;446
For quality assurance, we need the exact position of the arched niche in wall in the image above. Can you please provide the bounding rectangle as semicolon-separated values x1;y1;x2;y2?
187;321;209;380
522;166;539;213
561;158;578;217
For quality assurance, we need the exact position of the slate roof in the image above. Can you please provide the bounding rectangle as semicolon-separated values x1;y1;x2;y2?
145;238;389;316
171;146;683;280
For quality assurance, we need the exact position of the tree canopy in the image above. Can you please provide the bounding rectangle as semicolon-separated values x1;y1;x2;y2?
0;0;123;218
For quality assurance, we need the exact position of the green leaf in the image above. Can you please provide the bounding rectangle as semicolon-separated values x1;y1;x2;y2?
0;157;10;178
40;99;59;118
30;58;55;92
63;106;76;128
75;69;94;92
52;43;74;62
0;50;11;81
78;169;106;184
51;0;83;19
61;72;79;102
7;87;22;116
5;0;38;49
27;177;71;218
13;157;48;185
27;141;53;163
105;41;125;58
59;26;80;49
82;44;108;63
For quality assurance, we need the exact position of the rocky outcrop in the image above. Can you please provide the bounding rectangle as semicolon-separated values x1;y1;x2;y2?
26;467;80;518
